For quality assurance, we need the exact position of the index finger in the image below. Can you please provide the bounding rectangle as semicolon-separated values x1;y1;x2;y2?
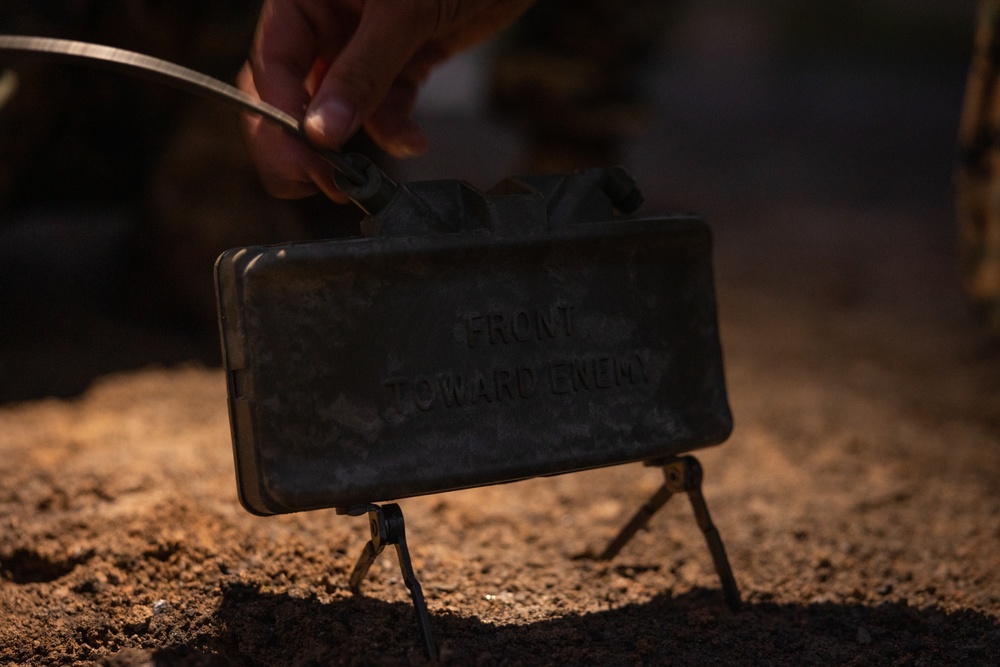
247;1;355;198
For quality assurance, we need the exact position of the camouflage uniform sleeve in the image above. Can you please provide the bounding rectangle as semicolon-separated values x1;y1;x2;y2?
488;0;678;172
957;0;1000;335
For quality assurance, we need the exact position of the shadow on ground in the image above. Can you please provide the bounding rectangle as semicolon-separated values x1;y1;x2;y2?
126;586;1000;666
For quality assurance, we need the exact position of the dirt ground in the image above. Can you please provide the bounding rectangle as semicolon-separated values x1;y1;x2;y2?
2;6;999;667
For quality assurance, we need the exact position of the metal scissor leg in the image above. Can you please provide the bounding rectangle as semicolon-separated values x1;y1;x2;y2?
339;503;438;659
597;456;741;611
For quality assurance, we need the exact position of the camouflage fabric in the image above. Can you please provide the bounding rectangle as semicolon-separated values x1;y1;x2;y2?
0;0;259;212
489;0;678;172
957;0;1000;336
0;2;369;329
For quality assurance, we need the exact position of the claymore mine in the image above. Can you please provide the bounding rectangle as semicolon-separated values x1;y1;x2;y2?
1;35;741;660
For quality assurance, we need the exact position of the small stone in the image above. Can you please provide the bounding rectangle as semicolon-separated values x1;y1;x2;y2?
123;606;153;635
856;626;872;644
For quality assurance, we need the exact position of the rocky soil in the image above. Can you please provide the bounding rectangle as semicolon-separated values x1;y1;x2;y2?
2;5;997;665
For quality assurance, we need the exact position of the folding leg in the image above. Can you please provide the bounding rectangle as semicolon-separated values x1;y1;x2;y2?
597;456;741;611
339;503;438;659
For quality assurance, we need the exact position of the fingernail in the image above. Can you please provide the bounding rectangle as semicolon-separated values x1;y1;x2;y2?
388;141;424;158
388;128;428;158
305;96;357;145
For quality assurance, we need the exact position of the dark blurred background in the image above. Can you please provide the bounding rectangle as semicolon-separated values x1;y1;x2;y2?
0;0;980;402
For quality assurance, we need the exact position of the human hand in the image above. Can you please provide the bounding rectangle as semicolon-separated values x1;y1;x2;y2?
239;0;535;200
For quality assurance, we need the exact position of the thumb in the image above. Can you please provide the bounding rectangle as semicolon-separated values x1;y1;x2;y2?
303;3;433;150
